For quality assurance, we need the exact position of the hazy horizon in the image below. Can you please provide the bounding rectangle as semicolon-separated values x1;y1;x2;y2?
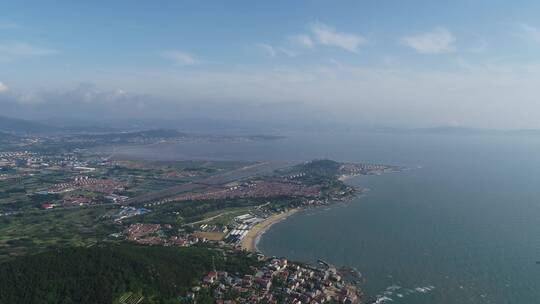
3;3;540;303
2;1;540;129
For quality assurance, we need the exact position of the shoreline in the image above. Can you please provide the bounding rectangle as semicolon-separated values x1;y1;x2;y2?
241;173;370;253
339;174;358;181
241;208;299;252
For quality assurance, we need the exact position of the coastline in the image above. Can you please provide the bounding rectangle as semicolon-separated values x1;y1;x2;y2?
242;173;367;253
241;208;299;252
339;174;356;181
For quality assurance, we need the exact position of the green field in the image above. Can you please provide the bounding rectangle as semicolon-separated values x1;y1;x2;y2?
0;205;119;260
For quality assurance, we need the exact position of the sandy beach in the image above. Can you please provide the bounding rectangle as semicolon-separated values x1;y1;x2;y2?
241;209;299;252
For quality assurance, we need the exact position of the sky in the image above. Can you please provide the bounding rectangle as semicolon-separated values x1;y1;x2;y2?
2;0;540;129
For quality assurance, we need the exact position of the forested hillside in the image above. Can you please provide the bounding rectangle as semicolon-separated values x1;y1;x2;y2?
0;244;258;304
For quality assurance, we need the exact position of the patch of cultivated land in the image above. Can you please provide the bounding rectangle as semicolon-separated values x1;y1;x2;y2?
0;206;118;260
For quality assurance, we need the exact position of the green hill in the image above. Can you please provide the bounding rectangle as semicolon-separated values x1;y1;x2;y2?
0;243;258;304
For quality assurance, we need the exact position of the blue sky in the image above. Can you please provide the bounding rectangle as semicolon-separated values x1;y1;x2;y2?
2;1;540;128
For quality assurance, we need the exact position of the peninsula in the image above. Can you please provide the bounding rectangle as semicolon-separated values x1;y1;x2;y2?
0;132;401;303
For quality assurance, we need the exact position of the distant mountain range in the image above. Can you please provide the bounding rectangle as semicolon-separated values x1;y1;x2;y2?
0;115;58;134
3;114;540;137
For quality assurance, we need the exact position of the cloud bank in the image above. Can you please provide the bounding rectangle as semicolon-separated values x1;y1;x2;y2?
4;60;540;129
309;22;366;53
161;50;197;66
289;34;314;48
0;41;57;61
515;23;540;43
401;28;456;54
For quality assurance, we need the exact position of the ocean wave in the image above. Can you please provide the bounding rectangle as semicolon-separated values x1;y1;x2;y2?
374;284;435;303
374;296;393;303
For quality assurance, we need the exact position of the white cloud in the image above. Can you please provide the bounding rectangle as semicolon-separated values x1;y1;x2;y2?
257;44;297;57
257;43;277;57
289;34;314;48
8;61;540;128
515;23;540;43
309;22;366;53
0;41;57;61
0;81;8;92
258;23;364;57
161;50;197;66
401;28;456;54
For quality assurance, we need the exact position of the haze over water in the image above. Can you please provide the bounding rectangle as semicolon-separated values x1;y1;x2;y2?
117;131;540;303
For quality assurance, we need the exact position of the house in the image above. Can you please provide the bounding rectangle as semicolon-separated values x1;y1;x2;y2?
255;278;272;290
203;271;218;284
41;202;54;209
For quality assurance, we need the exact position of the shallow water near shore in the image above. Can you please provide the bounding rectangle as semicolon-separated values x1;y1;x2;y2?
117;131;540;303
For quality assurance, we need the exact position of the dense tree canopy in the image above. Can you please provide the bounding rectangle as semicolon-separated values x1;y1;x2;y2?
0;243;257;304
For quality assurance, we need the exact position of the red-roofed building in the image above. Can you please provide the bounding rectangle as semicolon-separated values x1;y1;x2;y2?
203;271;218;284
41;202;54;209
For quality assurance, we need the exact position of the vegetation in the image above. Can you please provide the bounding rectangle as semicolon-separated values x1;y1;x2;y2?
0;153;358;301
78;129;186;141
283;160;351;195
127;196;306;225
0;170;78;211
299;159;341;176
0;205;119;261
0;243;259;304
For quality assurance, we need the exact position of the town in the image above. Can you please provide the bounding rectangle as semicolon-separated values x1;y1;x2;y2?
194;256;361;304
0;130;401;304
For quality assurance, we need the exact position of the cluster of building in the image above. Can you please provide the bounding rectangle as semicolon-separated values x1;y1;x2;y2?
0;151;78;181
338;163;400;177
0;151;36;169
0;173;22;181
164;170;202;178
171;181;321;203
46;176;125;194
35;176;128;209
0;150;98;172
223;213;265;245
104;193;129;204
112;206;150;222
193;258;361;303
40;193;129;209
284;172;306;180
41;196;100;209
125;223;203;247
62;195;96;207
0;151;33;158
125;223;161;239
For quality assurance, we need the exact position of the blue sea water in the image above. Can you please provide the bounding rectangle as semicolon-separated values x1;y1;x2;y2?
118;131;540;303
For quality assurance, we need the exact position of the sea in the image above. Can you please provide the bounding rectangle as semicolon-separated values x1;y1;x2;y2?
114;131;540;303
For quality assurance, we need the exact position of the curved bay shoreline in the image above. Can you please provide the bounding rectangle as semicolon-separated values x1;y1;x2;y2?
241;176;364;253
240;208;300;252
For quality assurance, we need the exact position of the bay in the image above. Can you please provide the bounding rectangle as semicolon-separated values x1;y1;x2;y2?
116;131;540;303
